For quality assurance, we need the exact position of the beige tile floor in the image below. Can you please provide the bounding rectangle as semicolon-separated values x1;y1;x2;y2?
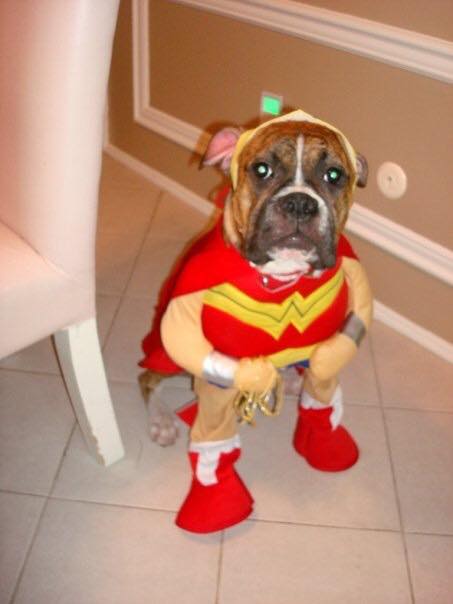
1;155;452;604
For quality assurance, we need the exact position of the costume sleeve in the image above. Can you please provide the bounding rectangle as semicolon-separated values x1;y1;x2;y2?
160;291;214;378
160;290;278;392
308;257;373;382
341;257;373;330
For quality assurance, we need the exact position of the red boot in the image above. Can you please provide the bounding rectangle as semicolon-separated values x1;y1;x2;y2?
293;388;359;472
175;435;254;533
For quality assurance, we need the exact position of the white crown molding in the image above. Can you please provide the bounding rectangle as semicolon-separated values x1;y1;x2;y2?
104;143;213;215
170;0;453;83
104;142;453;363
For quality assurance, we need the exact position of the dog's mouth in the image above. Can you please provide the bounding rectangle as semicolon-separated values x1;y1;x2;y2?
272;231;315;249
245;193;337;270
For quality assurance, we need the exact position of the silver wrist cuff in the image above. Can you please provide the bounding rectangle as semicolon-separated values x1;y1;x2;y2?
341;312;366;347
202;351;237;388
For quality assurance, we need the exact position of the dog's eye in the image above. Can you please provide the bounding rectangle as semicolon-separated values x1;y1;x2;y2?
324;167;343;185
253;162;273;180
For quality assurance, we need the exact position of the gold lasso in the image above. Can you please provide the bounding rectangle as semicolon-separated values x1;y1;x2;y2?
233;374;284;425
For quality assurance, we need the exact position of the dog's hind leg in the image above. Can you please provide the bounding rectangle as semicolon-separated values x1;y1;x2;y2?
282;366;304;398
138;370;180;446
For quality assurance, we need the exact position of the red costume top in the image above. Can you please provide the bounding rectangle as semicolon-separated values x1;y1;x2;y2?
140;207;358;375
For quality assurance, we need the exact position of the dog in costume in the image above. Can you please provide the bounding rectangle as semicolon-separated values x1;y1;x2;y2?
139;109;373;534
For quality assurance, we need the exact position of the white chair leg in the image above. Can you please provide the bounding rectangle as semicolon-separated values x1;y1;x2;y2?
54;318;125;466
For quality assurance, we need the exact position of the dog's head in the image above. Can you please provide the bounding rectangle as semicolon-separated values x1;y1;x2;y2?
203;110;368;275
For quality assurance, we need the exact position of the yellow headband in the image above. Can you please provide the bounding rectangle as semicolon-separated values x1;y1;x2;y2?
230;109;358;190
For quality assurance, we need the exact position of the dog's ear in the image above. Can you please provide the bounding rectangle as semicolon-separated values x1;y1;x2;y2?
201;127;243;174
355;153;368;188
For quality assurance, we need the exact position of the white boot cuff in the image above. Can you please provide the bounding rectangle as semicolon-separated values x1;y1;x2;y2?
300;386;344;429
189;435;241;486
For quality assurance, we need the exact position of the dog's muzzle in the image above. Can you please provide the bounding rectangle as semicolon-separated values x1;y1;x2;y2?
245;186;335;268
279;192;319;220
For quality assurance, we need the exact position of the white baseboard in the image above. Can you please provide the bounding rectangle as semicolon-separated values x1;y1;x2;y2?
104;143;453;363
346;205;453;287
374;302;453;363
104;143;212;215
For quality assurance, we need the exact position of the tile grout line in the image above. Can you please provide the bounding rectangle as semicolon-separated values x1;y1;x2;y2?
48;495;180;515
100;189;165;353
8;422;78;604
371;405;453;415
250;516;453;537
41;364;453;418
2;361;452;415
48;422;79;500
214;531;225;604
404;530;453;539
0;489;47;500
245;517;403;533
5;485;453;539
119;188;165;297
4;355;451;419
0;367;60;378
28;491;453;538
368;330;416;604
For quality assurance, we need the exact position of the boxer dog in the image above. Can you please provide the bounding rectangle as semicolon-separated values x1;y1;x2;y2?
139;109;372;533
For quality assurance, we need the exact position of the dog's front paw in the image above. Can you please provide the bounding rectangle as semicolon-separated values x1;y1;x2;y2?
148;408;179;446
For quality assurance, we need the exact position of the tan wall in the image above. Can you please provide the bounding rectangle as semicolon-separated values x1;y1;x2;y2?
109;0;453;341
348;234;453;340
299;0;453;40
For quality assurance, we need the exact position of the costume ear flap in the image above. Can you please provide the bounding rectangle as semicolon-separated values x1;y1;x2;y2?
355;153;368;188
201;127;243;174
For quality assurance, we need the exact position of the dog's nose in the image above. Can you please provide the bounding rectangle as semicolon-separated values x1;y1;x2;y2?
281;193;318;218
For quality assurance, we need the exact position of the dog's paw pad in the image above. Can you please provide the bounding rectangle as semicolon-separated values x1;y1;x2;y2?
148;413;179;447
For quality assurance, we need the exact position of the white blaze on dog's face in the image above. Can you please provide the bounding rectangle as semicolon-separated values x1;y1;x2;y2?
203;115;367;273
